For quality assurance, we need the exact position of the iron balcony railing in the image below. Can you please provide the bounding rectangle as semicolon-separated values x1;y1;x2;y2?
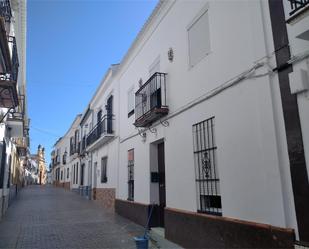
86;114;113;147
1;36;19;82
69;143;74;155
70;138;80;155
134;72;168;127
80;136;86;154
7;94;24;121
288;0;309;15
0;0;12;22
10;36;18;82
11;137;27;148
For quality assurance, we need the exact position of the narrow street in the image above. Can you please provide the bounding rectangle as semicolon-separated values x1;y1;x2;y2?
0;186;145;249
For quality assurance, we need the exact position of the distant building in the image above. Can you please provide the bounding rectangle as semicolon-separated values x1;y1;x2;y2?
30;145;47;185
24;157;38;185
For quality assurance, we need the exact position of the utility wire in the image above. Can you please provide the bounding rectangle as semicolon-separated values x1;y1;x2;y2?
30;126;60;137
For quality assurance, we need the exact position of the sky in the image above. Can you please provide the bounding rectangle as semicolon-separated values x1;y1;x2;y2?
27;0;158;167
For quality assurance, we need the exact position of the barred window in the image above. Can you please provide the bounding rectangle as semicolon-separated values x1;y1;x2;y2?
193;117;221;215
128;149;134;201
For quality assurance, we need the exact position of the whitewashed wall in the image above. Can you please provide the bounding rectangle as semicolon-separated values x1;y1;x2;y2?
87;66;119;192
116;0;297;232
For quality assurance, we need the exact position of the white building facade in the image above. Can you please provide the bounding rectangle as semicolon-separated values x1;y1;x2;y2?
52;0;309;247
0;0;28;219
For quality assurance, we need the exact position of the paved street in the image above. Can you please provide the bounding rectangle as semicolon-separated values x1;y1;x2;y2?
0;185;145;249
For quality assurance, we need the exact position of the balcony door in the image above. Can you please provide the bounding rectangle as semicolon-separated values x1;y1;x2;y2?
149;57;161;110
106;96;113;134
97;110;102;137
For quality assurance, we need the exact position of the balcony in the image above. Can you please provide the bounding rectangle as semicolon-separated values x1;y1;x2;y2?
6;94;24;137
0;0;12;23
11;137;27;156
80;136;86;155
0;34;19;108
62;154;67;165
288;0;309;15
134;72;168;127
86;114;114;151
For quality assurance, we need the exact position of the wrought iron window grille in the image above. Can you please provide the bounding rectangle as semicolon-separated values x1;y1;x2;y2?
0;0;12;22
288;0;309;15
127;149;134;201
193;117;222;216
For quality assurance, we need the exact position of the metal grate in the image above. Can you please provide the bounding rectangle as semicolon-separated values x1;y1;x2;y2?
128;149;134;201
193;117;222;215
288;0;309;15
86;114;113;147
135;72;168;125
0;0;12;22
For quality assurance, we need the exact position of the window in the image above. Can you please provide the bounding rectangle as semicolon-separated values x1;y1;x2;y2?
188;7;210;67
128;87;135;117
67;168;69;179
193;117;221;215
60;170;63;180
73;164;75;184
101;157;107;183
128;149;134;201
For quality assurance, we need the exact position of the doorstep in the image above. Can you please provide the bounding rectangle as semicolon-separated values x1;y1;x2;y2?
149;227;183;249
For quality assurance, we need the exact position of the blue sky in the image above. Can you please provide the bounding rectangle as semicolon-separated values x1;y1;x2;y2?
27;0;157;167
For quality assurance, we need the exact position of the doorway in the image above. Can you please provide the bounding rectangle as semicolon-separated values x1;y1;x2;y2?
93;162;97;200
80;164;84;186
157;142;166;227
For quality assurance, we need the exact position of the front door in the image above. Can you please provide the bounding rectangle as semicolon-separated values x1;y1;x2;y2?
93;162;97;200
157;142;166;227
80;164;84;186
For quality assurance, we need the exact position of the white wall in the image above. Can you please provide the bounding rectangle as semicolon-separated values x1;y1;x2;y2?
87;66;120;191
115;0;296;230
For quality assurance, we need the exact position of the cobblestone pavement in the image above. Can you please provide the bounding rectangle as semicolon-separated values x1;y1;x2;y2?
0;185;145;249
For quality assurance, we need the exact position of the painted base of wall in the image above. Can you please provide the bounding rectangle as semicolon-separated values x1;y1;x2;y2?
0;195;9;219
53;181;70;189
165;207;295;249
63;182;70;190
115;199;160;227
93;188;115;210
115;200;294;248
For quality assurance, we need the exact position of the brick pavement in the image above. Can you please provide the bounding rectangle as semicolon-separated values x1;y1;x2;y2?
0;185;145;249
